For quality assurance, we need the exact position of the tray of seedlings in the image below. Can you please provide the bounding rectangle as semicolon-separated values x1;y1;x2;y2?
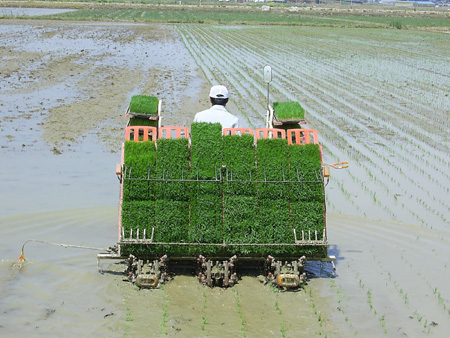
105;122;331;288
272;101;306;125
126;95;160;126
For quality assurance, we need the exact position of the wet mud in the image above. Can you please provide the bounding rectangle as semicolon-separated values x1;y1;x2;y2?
1;18;449;338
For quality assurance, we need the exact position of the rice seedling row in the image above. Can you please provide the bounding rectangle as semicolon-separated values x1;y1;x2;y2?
121;25;447;331
234;288;247;337
314;60;449;147
174;24;443;230
296;105;440;223
223;25;448;151
254;32;449;160
332;257;414;336
197;27;279;106
160;286;169;334
313;57;450;143
332;220;450;331
305;285;332;336
177;25;265;126
298;39;442;222
335;211;450;269
190;25;268;100
186;23;442;147
178;28;270;116
399;255;450;315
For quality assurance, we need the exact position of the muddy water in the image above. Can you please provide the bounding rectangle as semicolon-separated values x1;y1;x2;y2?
326;215;450;337
0;19;323;337
0;207;122;337
0;208;327;337
1;19;449;337
3;209;448;337
0;7;76;17
6;208;448;337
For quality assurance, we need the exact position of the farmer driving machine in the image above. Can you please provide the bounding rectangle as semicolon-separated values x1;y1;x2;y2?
98;69;335;289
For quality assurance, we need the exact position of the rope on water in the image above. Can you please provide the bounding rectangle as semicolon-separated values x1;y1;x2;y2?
18;239;107;262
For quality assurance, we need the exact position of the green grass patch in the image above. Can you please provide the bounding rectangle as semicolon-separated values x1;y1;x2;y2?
333;14;450;29
273;101;305;120
20;3;449;29
29;8;389;28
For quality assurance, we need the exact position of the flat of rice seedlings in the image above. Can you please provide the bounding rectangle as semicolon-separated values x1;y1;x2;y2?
129;95;159;115
128;117;158;127
289;144;325;255
121;141;157;247
121;200;155;238
189;123;223;254
190;122;223;179
255;138;293;255
155;138;190;252
289;144;324;202
123;141;157;202
223;134;257;254
273;101;305;121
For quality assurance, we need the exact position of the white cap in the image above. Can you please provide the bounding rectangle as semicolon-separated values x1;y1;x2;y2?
209;85;229;99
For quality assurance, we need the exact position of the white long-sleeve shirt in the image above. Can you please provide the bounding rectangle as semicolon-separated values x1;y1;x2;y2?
193;105;239;129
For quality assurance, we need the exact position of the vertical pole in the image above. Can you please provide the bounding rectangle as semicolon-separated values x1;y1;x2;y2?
263;65;272;128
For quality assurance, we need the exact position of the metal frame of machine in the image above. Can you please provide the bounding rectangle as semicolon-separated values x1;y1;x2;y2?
98;68;336;288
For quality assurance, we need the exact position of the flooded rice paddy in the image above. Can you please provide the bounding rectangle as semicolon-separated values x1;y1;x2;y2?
0;7;76;17
1;18;449;337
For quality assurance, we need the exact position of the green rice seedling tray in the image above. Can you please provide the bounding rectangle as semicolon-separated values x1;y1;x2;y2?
273;101;306;124
154;138;190;249
223;134;257;255
121;200;155;238
122;141;157;202
129;95;159;116
118;124;328;260
188;123;223;253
